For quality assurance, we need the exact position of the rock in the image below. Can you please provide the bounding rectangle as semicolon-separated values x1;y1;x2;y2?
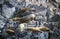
2;3;15;18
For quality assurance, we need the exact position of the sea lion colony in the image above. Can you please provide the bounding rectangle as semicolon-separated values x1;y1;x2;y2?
0;0;60;39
